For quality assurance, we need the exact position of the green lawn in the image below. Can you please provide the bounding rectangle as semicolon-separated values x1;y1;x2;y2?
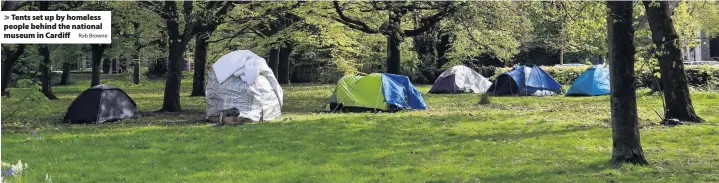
2;74;718;182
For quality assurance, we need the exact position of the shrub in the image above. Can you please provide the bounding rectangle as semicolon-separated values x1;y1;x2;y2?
541;66;590;85
686;65;719;90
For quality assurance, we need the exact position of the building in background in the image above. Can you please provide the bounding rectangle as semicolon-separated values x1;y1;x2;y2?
684;31;717;62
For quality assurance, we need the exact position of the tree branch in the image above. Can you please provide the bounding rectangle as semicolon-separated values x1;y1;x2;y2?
181;1;196;45
213;1;235;23
207;28;250;43
404;3;456;37
138;1;172;19
332;1;380;34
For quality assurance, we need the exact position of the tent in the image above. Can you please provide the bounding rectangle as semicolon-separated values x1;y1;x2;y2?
429;65;492;94
565;65;610;96
488;65;563;96
327;73;427;112
205;50;283;122
63;84;139;124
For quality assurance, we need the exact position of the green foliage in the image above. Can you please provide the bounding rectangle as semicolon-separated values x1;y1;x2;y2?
445;1;533;64
520;1;607;64
541;65;591;85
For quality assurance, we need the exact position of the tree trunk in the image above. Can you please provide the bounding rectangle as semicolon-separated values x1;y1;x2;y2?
132;22;142;85
102;58;111;74
387;33;402;74
710;37;719;58
91;44;106;87
607;1;648;167
190;34;208;96
607;11;613;65
436;34;452;76
38;45;58;100
133;58;141;85
159;18;186;112
1;45;25;96
59;62;71;85
643;1;703;122
560;47;565;65
80;55;86;71
413;22;439;83
112;59;119;73
268;48;280;78
278;45;294;84
119;59;127;73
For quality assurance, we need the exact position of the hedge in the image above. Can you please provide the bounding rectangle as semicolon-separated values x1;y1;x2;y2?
476;65;719;90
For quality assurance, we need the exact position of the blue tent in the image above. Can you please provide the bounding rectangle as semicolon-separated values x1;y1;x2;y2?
488;65;563;96
566;65;610;96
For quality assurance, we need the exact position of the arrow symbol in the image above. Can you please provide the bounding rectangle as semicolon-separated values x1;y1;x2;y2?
3;15;8;20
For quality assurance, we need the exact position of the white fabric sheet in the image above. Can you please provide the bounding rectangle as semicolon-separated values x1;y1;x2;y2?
212;50;263;85
436;65;493;93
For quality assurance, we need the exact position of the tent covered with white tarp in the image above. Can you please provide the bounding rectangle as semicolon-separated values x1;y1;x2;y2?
205;50;283;122
429;65;492;94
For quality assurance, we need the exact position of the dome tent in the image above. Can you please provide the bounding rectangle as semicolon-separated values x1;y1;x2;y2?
566;65;610;96
488;65;563;96
429;65;492;94
327;73;427;112
205;50;283;122
63;84;139;124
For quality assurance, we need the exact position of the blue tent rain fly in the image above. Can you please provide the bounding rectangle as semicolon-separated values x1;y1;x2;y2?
488;65;563;96
565;65;610;96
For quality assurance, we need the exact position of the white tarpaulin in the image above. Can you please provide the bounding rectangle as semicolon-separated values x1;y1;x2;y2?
206;50;283;121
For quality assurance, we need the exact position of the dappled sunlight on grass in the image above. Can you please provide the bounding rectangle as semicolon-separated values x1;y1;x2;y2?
2;73;719;182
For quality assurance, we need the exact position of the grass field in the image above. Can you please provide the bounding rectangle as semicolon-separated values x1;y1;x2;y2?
2;73;718;182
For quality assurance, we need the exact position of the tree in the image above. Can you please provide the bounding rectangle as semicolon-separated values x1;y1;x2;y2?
140;1;197;112
242;2;302;83
1;45;26;96
445;1;533;68
190;1;236;96
51;45;84;85
37;1;57;100
1;1;28;96
521;1;607;66
277;43;294;84
37;44;57;100
332;1;458;74
90;44;107;87
607;1;648;166
643;1;703;123
58;62;72;85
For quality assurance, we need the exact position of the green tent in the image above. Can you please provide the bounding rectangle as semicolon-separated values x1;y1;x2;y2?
331;73;387;110
328;73;428;112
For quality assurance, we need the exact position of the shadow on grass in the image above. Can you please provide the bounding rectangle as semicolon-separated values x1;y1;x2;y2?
2;112;612;182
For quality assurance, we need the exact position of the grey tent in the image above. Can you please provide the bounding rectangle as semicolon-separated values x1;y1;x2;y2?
429;65;492;94
63;84;139;124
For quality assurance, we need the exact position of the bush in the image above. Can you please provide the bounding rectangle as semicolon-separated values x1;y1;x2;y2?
541;66;590;85
686;65;719;90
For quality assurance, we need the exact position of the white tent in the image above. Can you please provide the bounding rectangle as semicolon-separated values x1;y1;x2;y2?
205;50;283;122
429;65;492;93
